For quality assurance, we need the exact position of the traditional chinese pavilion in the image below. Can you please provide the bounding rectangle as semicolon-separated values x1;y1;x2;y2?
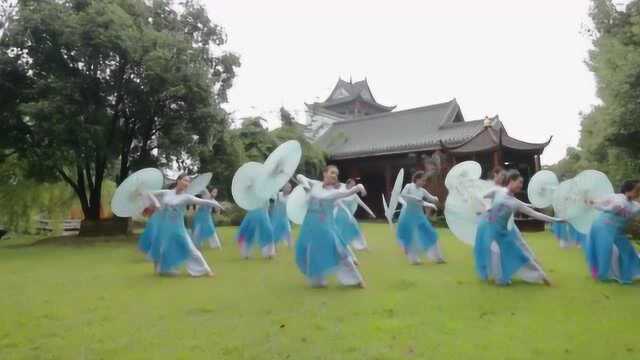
309;79;551;230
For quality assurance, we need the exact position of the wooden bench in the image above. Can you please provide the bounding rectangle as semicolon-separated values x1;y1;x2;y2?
36;219;82;236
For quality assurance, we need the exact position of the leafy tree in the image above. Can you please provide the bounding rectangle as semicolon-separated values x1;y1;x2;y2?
272;125;326;179
235;116;277;162
0;0;238;221
197;128;247;199
279;106;294;127
550;0;640;187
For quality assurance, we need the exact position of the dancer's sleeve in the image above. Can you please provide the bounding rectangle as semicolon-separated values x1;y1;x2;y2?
188;196;224;210
355;196;376;218
149;189;171;195
422;201;438;210
401;184;424;203
516;202;561;222
296;174;318;190
590;195;617;211
325;185;364;200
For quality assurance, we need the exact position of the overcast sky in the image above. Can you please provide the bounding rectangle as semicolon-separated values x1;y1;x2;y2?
205;0;612;165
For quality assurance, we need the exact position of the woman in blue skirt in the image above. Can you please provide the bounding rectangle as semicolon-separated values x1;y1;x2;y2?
270;182;293;247
475;170;561;286
237;202;276;259
586;180;640;284
147;174;222;277
335;179;375;251
396;171;443;265
474;166;541;272
192;187;224;249
295;165;367;288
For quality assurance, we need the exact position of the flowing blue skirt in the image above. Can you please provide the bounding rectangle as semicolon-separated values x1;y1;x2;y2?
551;222;568;241
474;217;493;280
568;224;586;246
237;208;275;251
551;222;585;247
334;207;362;245
138;211;161;254
474;219;530;284
192;207;216;248
586;214;640;283
271;204;291;244
149;209;193;273
295;209;350;279
396;205;438;255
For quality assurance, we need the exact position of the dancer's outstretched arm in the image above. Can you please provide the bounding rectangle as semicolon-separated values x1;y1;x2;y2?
421;188;439;204
400;184;424;203
188;196;224;211
517;202;561;223
324;185;365;201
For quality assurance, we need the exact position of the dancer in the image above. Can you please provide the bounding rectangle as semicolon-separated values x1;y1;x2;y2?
147;174;223;277
270;183;293;247
396;171;444;265
192;187;224;249
586;180;640;284
236;202;276;259
335;179;375;251
487;166;542;259
474;170;562;286
294;165;367;288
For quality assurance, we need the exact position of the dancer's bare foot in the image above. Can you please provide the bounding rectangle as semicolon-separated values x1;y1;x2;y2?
207;271;215;277
356;281;366;289
542;277;552;287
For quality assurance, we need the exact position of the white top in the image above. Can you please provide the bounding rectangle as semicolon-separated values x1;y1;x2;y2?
400;183;438;205
593;194;640;219
296;175;364;202
150;190;223;210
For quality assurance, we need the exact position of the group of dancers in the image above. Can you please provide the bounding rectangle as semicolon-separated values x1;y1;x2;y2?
131;162;640;288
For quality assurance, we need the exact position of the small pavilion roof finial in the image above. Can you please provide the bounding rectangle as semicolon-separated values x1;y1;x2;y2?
483;115;492;127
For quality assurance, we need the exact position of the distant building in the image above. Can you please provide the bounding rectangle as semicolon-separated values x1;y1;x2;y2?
310;78;550;230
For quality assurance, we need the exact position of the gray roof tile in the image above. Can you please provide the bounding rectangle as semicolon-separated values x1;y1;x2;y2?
316;99;489;159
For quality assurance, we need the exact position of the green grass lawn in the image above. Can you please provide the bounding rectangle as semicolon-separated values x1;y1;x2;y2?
1;223;639;359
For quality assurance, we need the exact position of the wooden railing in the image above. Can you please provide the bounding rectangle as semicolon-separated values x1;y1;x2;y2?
36;218;81;236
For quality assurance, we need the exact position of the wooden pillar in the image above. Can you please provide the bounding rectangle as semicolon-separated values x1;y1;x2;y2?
534;154;541;172
492;150;503;169
384;162;392;198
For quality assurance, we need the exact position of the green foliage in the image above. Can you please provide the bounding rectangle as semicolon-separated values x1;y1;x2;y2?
549;0;640;186
0;156;75;233
279;106;295;127
235;117;277;162
0;0;239;220
271;125;326;179
198;130;247;200
213;201;245;226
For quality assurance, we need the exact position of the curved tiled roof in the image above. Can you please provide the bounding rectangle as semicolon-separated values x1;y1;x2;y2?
316;99;485;159
316;99;550;160
441;120;551;154
306;78;396;113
